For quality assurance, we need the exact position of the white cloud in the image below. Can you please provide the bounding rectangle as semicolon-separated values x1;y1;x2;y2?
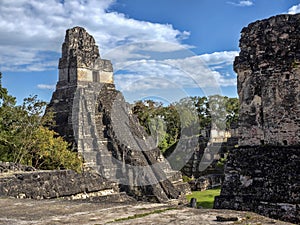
288;4;300;14
114;51;237;98
0;0;237;102
0;0;189;72
227;0;254;7
199;51;239;67
37;84;56;90
104;41;194;70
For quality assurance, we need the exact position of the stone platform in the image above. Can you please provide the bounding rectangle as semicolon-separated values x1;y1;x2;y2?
0;197;293;225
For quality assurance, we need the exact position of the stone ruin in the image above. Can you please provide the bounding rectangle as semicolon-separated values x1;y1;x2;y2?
236;15;300;146
214;14;300;224
47;27;190;203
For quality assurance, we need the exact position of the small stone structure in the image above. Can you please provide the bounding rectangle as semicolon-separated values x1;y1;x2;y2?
188;174;223;191
179;127;238;179
47;27;190;203
214;14;300;224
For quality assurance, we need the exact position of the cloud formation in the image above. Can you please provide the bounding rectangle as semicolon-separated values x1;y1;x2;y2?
0;0;237;100
114;51;238;96
0;0;188;71
37;84;56;90
288;4;300;14
227;0;254;7
199;51;239;67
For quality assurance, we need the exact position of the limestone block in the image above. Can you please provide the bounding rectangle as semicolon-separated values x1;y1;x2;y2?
100;71;113;84
77;68;93;82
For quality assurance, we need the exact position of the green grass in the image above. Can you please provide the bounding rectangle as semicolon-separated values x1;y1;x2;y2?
186;188;221;209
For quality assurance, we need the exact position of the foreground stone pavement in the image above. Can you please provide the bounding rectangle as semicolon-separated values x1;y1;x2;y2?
0;198;293;225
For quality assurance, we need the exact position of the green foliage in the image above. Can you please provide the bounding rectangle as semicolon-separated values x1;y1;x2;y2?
28;126;83;172
132;96;239;153
224;97;239;128
0;72;16;107
208;95;227;130
216;155;227;169
208;95;239;130
186;188;221;209
292;60;300;68
182;175;194;182
0;72;83;172
132;100;180;152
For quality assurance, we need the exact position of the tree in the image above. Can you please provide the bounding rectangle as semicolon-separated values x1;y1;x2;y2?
225;97;239;128
207;95;239;130
0;72;83;172
132;100;181;152
191;96;211;129
30;126;83;172
0;72;16;107
132;95;239;153
174;97;199;129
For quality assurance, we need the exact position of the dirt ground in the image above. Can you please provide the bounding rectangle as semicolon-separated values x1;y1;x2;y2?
0;197;295;225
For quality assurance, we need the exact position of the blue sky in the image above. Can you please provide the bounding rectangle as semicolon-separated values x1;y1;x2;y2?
1;0;300;104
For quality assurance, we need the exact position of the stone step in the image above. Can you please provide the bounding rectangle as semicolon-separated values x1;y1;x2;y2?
77;137;109;145
89;164;123;178
165;171;183;183
173;182;192;195
82;151;118;163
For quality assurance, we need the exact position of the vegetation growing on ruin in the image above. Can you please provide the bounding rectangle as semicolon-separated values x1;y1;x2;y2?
0;72;83;172
182;175;195;182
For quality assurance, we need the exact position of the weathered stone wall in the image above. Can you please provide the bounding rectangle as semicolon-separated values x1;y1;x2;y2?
0;162;130;201
214;146;300;223
47;84;78;145
215;14;300;224
182;138;238;179
235;14;300;146
0;162;35;173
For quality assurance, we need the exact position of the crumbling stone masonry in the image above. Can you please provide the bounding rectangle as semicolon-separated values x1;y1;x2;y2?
214;14;300;224
0;162;132;202
235;14;300;146
47;27;190;203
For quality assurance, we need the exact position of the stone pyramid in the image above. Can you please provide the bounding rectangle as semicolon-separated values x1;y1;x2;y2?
47;27;190;202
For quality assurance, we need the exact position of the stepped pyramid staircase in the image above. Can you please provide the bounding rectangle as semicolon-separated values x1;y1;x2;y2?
67;82;190;202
